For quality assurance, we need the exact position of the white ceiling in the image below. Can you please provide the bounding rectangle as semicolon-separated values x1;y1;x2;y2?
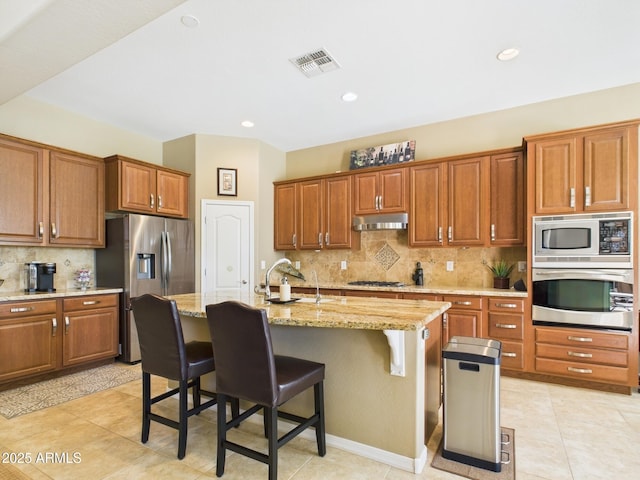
3;0;640;152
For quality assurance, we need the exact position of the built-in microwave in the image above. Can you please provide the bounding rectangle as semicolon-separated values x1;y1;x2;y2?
532;212;632;268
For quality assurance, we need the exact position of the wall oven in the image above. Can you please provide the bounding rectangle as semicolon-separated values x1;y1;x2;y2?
533;212;632;268
532;268;633;331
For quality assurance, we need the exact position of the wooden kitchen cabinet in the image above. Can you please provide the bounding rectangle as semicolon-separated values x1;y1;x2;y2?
489;151;525;246
487;297;525;370
441;295;483;344
62;294;119;366
105;155;189;218
274;175;355;251
526;122;638;214
353;167;406;215
0;134;105;247
0;299;59;382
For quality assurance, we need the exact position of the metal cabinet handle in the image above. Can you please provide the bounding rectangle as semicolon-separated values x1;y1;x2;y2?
495;323;517;329
10;306;34;313
292;233;296;248
83;300;99;306
158;195;163;208
318;232;323;246
325;232;329;246
570;187;575;208
448;226;452;242
568;366;592;374
52;318;57;336
567;335;593;343
584;186;591;207
64;316;70;335
490;224;496;241
51;222;58;238
568;351;593;358
495;303;517;308
38;221;44;238
502;352;517;358
438;226;443;244
453;301;472;306
150;193;155;208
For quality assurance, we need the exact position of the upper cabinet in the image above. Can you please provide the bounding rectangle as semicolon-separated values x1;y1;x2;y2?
526;122;638;215
353;168;406;215
0;134;104;247
104;155;190;218
489;151;525;245
274;175;355;251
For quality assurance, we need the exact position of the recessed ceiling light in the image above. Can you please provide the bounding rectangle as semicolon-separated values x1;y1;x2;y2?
341;92;358;102
181;15;199;28
241;120;254;128
497;48;519;61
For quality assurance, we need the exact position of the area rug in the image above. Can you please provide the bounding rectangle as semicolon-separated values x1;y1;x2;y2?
0;363;140;419
431;427;515;480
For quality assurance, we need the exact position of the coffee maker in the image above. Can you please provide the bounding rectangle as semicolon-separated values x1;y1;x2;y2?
24;262;56;292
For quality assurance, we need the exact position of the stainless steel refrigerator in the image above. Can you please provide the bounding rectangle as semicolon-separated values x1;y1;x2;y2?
96;214;195;362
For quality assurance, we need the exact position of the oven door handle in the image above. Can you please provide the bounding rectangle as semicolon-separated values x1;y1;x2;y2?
533;269;632;282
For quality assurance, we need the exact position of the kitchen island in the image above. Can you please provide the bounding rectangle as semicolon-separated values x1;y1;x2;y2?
167;292;450;473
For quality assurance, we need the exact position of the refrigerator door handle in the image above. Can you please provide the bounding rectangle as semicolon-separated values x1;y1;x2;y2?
165;230;172;294
161;231;168;296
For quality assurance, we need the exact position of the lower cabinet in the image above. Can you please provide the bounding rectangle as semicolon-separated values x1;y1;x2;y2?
0;294;119;385
441;295;483;344
534;326;630;385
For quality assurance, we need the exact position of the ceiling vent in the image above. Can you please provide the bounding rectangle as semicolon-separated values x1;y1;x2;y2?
289;48;340;78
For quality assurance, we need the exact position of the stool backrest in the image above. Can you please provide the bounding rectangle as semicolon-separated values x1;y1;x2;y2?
206;301;278;406
131;293;187;380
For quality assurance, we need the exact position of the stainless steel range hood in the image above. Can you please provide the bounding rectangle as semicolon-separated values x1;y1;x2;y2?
352;213;408;231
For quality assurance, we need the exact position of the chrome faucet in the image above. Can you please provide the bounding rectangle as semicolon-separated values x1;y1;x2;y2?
265;258;292;299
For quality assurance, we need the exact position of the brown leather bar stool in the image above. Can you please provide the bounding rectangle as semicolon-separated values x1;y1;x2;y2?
131;293;219;460
205;300;326;480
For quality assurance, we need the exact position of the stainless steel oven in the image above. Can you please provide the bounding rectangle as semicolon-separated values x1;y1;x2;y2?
532;268;633;331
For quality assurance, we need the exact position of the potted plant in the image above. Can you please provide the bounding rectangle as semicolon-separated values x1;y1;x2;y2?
486;260;514;289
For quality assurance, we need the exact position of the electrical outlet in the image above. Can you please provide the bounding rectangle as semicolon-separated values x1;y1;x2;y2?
446;261;454;271
340;260;347;270
260;260;266;270
518;261;527;272
295;261;301;270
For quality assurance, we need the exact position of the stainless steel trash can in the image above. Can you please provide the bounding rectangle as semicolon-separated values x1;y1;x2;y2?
442;336;502;472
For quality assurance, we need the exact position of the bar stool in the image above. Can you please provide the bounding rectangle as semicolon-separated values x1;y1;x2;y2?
205;300;326;480
131;293;218;459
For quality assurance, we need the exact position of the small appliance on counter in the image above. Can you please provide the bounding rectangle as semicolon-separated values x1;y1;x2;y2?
24;262;56;292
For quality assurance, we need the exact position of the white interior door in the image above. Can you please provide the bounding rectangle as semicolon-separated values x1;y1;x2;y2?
202;200;254;294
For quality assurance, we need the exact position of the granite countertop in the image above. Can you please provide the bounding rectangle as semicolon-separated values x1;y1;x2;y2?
0;287;123;302
167;292;451;331
291;282;528;298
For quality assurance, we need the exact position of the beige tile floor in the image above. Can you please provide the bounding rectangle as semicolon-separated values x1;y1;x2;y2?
1;372;639;479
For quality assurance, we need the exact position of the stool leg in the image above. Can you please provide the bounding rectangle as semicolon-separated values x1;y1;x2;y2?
314;381;326;456
193;376;201;411
141;372;151;444
231;397;240;420
267;406;278;480
178;380;188;459
216;394;227;477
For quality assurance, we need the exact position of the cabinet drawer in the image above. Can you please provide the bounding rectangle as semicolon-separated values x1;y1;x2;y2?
535;357;629;384
500;341;524;370
536;343;628;367
488;313;524;340
0;300;57;319
441;295;482;310
488;297;524;313
535;327;628;350
63;294;118;312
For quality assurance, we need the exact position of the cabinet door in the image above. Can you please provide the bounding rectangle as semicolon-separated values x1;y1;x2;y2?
409;163;445;246
0;138;45;244
443;309;481;344
447;157;487;245
49;151;105;247
378;168;406;212
353;171;379;214
298;179;324;250
583;127;629;212
120;161;156;213
489;152;524;245
62;308;118;366
0;315;58;382
324;176;353;249
157;169;189;217
532;137;579;214
274;183;298;250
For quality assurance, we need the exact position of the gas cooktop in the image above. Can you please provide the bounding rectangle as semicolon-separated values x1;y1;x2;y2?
347;281;405;287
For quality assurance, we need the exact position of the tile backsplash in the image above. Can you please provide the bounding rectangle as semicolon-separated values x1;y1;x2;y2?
0;246;95;292
283;230;526;288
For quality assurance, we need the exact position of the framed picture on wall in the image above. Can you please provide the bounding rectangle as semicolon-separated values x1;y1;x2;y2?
217;168;237;196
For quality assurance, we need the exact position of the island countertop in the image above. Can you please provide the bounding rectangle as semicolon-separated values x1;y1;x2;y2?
166;292;450;331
